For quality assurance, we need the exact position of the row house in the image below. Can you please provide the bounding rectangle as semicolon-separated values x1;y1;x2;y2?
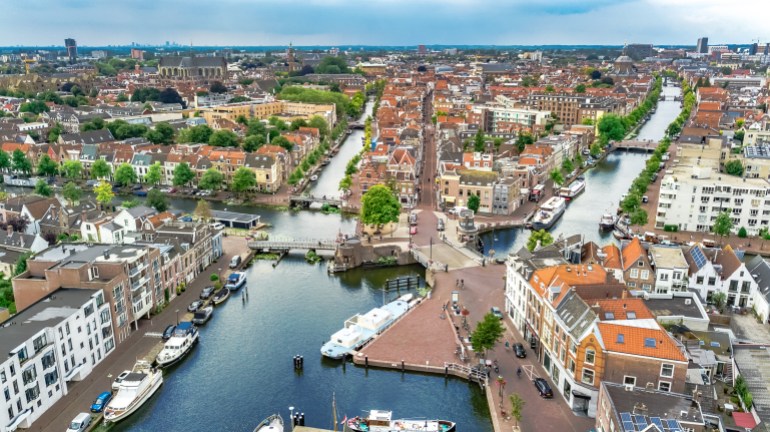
684;244;758;308
386;147;418;208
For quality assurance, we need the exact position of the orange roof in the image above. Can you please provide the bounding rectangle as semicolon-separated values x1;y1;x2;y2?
601;244;622;269
593;298;654;321
621;237;645;271
598;321;687;362
529;264;608;298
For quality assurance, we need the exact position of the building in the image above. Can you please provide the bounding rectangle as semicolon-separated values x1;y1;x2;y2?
0;289;114;431
197;101;336;129
130;48;144;61
696;37;709;54
158;56;227;81
625;44;654;61
596;382;705;432
620;238;655;292
525;94;623;127
64;38;77;64
482;98;551;133
648;245;689;294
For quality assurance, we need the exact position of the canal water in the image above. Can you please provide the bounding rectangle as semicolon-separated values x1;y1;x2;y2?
480;83;682;256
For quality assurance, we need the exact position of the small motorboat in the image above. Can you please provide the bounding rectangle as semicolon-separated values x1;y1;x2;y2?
212;288;230;305
254;414;284;432
225;272;247;291
310;175;319;182
191;306;213;325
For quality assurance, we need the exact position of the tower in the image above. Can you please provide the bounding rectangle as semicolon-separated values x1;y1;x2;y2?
696;37;708;54
64;38;77;64
286;42;298;73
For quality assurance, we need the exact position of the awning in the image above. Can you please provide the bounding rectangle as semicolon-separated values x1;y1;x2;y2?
572;390;592;400
732;412;757;429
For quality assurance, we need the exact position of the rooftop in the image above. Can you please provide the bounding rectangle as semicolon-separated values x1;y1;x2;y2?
649;245;688;270
644;296;706;320
732;345;770;425
603;382;704;428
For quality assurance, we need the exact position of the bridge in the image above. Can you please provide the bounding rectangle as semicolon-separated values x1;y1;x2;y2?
289;195;345;209
613;140;658;152
248;238;338;252
349;121;365;129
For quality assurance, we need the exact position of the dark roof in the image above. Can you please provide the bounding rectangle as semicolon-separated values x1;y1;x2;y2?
602;381;704;427
747;255;770;303
158;56;226;68
60;129;114;144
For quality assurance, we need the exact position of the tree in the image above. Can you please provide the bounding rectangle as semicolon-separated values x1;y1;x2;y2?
590;69;602;80
242;135;265;152
36;155;58;177
199;168;225;190
598;114;626;143
734;130;745;143
724;159;744;176
738;226;748;238
575;84;586;93
33;179;52;197
289;118;308;131
144;162;163;185
14;252;32;276
94;180;114;208
82;118;106;132
47;123;63;142
121;198;141;209
545;84;555;93
19;100;49;115
308;116;330;139
116;93;129;102
231;167;256;195
470;313;505;357
145;122;175;145
158;87;183;105
146;189;168;212
172;162;195;187
621;193;641;214
209;130;239;147
62;181;82;205
0;216;30;233
712;211;733;243
467;194;481;214
712;291;727;312
91;159;111;179
271;136;293;151
209;81;227;94
527;229;554;252
360;184;401;229
509;394;525;426
11;149;31;174
630;209;648;227
562;157;574;174
62;160;83;180
516;133;534;153
315;56;350;74
473;129;486;152
549;168;564;186
178;124;213;144
194;199;212;221
0;150;10;172
114;163;138;186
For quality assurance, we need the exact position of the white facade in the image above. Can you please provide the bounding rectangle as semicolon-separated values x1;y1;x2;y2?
721;264;758;308
649;246;689;295
0;289;114;432
504;256;531;334
687;260;720;301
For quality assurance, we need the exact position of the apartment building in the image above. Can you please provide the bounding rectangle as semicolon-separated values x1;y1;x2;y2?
525;93;623;127
198;101;336;129
481;97;551;133
648;245;689;294
0;289;114;431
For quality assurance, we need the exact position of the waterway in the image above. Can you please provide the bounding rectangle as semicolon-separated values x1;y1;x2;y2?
480;83;682;256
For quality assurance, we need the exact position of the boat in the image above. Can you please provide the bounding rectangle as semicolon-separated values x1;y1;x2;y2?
310;175;319;182
613;229;629;240
599;213;617;231
530;196;567;231
346;410;456;432
558;178;586;200
253;414;284;432
212;288;230;305
155;322;199;368
320;159;331;166
225;272;247;291
191;306;213;325
321;294;413;359
103;361;163;424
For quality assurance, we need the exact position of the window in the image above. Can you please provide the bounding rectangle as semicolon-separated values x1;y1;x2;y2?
582;368;595;385
16;348;28;364
708;277;716;286
24;383;39;403
658;381;671;392
624;376;636;386
630;269;639;279
585;349;595;365
3;387;9;402
44;370;58;387
569;359;576;374
696;276;704;284
661;363;674;378
644;338;657;348
617;334;625;344
22;366;36;386
641;270;650;280
32;335;47;353
0;371;5;384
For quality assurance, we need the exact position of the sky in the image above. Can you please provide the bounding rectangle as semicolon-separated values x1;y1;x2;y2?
1;0;767;47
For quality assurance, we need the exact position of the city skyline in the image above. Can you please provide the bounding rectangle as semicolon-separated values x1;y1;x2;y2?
1;0;766;47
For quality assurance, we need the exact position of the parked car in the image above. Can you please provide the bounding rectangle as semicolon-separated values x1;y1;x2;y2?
66;413;92;432
132;184;142;191
200;286;216;300
642;196;649;203
229;255;242;269
111;371;130;390
188;300;203;312
490;307;503;319
133;189;148;197
437;219;445;231
210;222;225;231
513;342;526;358
162;324;176;340
90;391;113;413
534;377;554;398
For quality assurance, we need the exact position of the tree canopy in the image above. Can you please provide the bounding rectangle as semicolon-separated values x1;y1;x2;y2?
178;124;213;144
91;159;111;179
144;162;163;185
231;167;256;195
724;159;744;176
145;122;175;145
712;211;733;239
172;162;195;187
199;168;224;190
114;163;137;186
36;155;58;177
597;114;626;143
146;189;168;212
194;199;212;221
33;179;52;197
470;312;505;357
467;194;480;213
62;160;83;180
62;181;82;205
315;56;350;74
209;130;239;147
93;180;114;208
11;150;31;174
209;81;227;94
360;184;401;227
527;229;554;252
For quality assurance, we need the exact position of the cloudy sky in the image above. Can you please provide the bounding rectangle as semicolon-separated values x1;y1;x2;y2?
2;0;766;46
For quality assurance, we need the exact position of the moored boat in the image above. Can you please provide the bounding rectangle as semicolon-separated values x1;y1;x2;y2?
530;196;567;231
599;213;617;231
191;306;213;325
225;272;247;291
254;414;284;432
310;175;319;182
103;361;163;424
558;178;586;200
212;288;230;305
155;322;199;368
346;410;456;432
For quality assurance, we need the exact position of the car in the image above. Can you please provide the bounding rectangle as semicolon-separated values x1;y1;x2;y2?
513;342;526;358
490;307;503;319
132;184;142;191
111;371;130;390
160;187;171;193
66;413;92;432
534;377;553;398
188;300;204;312
162;324;176;340
90;391;113;413
409;226;418;236
200;286;215;300
229;255;242;269
437;219;445;231
642;195;649;203
210;222;225;231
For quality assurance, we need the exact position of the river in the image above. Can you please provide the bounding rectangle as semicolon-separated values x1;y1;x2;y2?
480;83;682;256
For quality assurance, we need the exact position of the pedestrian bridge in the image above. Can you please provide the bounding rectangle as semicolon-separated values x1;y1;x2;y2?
289;195;344;208
614;140;658;152
248;238;338;252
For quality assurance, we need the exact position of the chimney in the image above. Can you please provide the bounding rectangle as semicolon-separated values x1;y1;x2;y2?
103;250;110;260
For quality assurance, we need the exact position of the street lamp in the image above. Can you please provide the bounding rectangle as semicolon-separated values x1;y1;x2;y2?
289;406;295;431
107;373;112;389
175;309;179;325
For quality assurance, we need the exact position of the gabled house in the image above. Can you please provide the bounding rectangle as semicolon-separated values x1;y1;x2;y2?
648;245;689;295
684;244;720;302
620;238;654;291
715;245;757;309
746;255;770;323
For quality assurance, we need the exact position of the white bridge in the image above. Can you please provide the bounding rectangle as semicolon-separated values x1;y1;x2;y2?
248;238;338;252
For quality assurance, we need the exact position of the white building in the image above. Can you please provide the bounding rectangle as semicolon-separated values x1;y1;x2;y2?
648;245;689;294
747;255;770;323
684;245;721;301
485;96;552;132
0;289;114;431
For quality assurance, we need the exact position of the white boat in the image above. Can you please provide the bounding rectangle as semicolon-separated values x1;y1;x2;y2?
599;213;617;231
310;175;319;182
191;306;213;325
530;196;567;231
212;287;230;305
103;361;163;423
558;178;585;200
225;272;247;291
155;322;198;368
346;410;456;432
254;414;284;432
321;294;413;359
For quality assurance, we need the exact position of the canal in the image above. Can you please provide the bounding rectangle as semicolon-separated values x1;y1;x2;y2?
481;83;682;256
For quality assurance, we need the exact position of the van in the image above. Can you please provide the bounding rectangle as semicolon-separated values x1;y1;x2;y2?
66;413;92;432
229;255;242;269
409;212;418;226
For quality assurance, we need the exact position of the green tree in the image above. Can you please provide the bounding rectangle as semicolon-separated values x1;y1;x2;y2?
178;124;213;144
209;130;239;147
289;118;308;131
562;157;574;174
231;167;256;196
527;229;554;252
146;188;168;212
33;179;52;196
315;56;350;74
271;136;293;151
62;160;83;180
82;117;106;132
14;252;32;276
194;199;213;221
0;150;10;173
246;119;267;137
90;159;111;179
473;129;486;152
509;394;526;426
738;226;748;238
121;198;140;209
549;168;564;186
516;133;534;153
712;291;727;312
116;93;129;102
145;122;175;145
93;180;114;208
172;162;195;187
575;84;586;93
467;193;481;213
597;114;626;143
114;163;138;186
19;100;49;115
590;142;603;157
11;149;31;174
308;116;330;139
621;193;641;214
724;159;744;176
36;155;58;177
470;312;505;357
242;135;265;152
199;168;224;190
62;181;82;205
144;162;163;185
360;184;401;229
630;209;648;227
209;81;227;94
712;211;733;243
47;123;63;142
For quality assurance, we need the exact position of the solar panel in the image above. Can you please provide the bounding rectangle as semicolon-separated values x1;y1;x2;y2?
666;419;682;432
634;415;648;428
624;421;635;432
621;413;633;422
691;246;707;269
651;417;665;430
710;341;721;348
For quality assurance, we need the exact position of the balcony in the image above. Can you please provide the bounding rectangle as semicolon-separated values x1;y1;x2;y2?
131;276;149;292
